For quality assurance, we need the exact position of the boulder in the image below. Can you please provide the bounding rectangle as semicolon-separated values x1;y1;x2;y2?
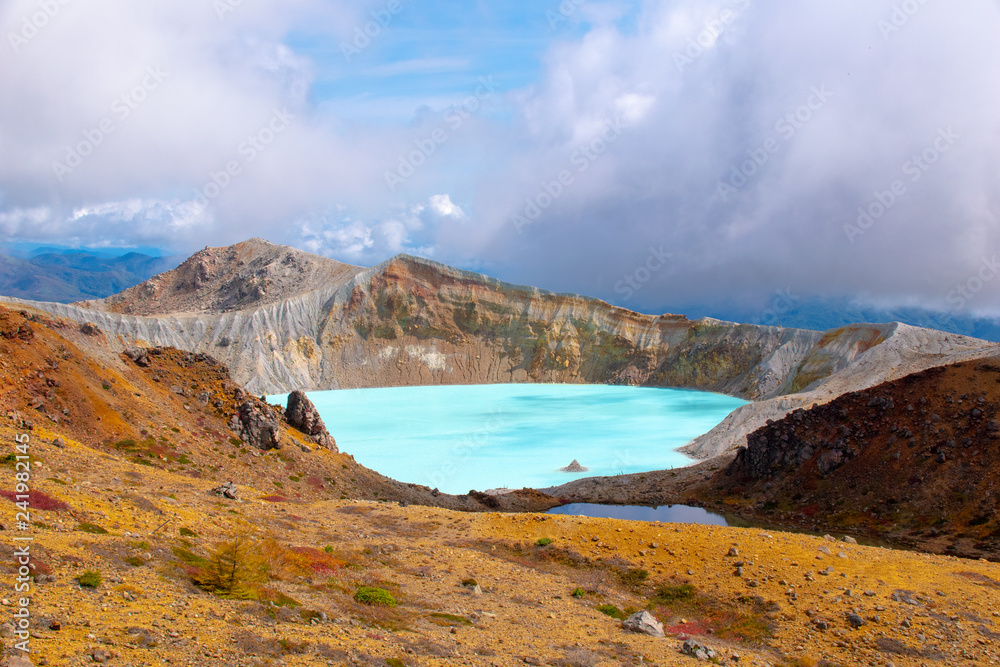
622;611;664;638
680;639;716;660
123;347;151;367
285;390;338;451
232;400;281;451
212;481;238;499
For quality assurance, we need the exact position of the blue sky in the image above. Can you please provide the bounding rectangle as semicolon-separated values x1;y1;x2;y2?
298;3;563;118
2;0;1000;317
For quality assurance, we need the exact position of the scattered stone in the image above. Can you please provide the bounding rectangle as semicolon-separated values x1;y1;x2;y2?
727;547;739;557
847;613;865;629
823;535;836;542
211;481;238;500
123;347;151;367
818;546;832;555
622;611;664;638
680;639;716;661
89;648;112;664
80;322;101;336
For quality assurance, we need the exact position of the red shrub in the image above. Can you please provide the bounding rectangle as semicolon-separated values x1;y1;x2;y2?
288;546;345;574
0;489;70;511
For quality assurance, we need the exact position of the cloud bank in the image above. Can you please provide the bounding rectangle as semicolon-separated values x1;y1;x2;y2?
2;0;1000;316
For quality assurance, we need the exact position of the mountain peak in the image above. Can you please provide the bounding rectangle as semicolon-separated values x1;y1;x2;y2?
79;239;362;316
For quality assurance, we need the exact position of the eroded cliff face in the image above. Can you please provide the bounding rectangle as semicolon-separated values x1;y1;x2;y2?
6;243;998;459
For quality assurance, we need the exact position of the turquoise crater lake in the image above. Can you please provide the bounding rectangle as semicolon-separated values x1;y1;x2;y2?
270;384;747;496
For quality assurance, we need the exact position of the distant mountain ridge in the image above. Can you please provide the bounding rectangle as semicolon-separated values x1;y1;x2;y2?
0;247;182;303
5;238;998;462
693;296;1000;343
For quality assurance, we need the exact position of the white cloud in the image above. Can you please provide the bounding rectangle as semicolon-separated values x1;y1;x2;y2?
428;194;465;220
3;0;1000;316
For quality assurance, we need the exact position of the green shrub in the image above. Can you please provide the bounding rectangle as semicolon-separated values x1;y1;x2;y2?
596;604;626;620
536;537;553;547
172;547;207;567
229;437;243;447
76;570;102;588
571;587;585;598
323;545;334;554
618;568;649;587
650;583;695;605
354;586;397;607
461;578;478;587
77;522;109;534
124;556;145;567
429;612;472;626
179;527;197;538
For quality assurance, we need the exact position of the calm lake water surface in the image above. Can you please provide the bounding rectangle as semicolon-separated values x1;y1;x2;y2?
547;503;737;526
271;384;746;495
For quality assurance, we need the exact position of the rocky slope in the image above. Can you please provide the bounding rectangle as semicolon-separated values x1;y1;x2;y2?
4;292;1000;666
78;238;363;316
701;356;1000;560
3;239;997;460
0;305;552;513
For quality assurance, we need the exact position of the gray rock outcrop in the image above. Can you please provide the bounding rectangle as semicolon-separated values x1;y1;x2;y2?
229;392;281;451
212;481;238;499
285;390;337;451
622;611;664;638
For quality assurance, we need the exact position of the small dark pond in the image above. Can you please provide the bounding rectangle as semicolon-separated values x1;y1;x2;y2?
547;503;748;526
547;503;891;548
